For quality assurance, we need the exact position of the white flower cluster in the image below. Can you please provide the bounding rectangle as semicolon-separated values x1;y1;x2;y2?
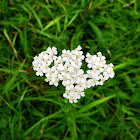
32;46;115;104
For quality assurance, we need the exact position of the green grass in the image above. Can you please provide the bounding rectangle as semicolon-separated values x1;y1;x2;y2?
0;0;140;139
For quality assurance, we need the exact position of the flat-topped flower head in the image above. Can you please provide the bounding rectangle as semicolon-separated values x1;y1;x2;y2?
32;45;115;104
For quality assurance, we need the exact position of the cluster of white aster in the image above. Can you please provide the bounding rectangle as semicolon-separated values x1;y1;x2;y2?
32;46;115;104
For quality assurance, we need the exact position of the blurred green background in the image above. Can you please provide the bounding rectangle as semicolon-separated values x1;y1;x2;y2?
0;0;140;139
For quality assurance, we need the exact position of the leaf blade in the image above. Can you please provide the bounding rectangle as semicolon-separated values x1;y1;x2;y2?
79;94;116;113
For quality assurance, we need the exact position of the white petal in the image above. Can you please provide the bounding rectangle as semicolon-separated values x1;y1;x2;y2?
77;45;82;50
81;92;85;97
69;100;73;104
74;99;78;103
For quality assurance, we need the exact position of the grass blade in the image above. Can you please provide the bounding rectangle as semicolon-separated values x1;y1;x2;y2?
23;109;62;138
25;3;43;31
43;16;63;31
88;21;105;48
79;94;116;113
